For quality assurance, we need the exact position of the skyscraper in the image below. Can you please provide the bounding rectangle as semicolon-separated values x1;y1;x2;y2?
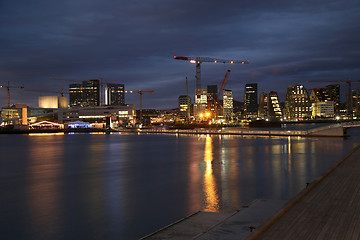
69;79;100;107
326;84;340;114
284;85;311;120
244;83;258;118
207;85;218;117
178;95;191;119
258;92;268;119
268;91;282;118
105;83;125;106
223;89;233;120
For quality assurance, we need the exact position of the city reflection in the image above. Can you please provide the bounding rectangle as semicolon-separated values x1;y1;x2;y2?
27;135;64;237
203;136;220;212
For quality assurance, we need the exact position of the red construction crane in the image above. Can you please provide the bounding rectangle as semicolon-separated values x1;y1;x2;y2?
0;81;24;107
174;56;249;90
306;79;360;117
218;70;231;102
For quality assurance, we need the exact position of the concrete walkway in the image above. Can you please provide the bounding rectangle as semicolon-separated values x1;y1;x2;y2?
245;145;360;240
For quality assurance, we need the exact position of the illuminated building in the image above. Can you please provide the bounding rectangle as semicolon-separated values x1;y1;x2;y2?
244;83;258;119
326;84;340;114
351;90;360;118
57;105;136;127
310;88;334;118
268;91;282;118
258;92;268;119
39;96;68;108
178;95;191;119
69;79;100;107
284;85;311;120
223;89;233;120
193;88;207;119
105;83;125;106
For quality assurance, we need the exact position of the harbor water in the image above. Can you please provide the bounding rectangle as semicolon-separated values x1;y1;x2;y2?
0;128;359;239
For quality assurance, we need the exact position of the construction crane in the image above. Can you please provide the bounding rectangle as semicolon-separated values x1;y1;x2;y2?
125;90;154;123
218;70;231;102
306;79;360;117
174;56;249;90
25;88;69;97
0;81;24;107
51;77;118;105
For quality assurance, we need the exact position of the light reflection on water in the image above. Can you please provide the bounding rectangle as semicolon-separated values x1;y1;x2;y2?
0;129;359;239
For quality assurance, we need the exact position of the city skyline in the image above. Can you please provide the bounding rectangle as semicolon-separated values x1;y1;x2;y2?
1;0;360;109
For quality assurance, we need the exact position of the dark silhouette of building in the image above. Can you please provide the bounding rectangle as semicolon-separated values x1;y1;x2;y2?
326;84;340;114
69;79;100;107
105;83;125;106
178;95;191;119
244;83;258;118
207;85;218;117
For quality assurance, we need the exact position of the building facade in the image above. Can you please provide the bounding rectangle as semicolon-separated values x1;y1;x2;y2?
223;89;233;120
193;88;207;120
69;79;100;107
284;85;311;120
207;85;218;118
244;83;258;119
39;96;68;108
326;84;340;114
268;91;282;119
105;83;125;106
178;95;191;119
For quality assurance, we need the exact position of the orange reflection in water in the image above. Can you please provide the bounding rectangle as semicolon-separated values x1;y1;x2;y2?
203;136;220;212
27;135;64;232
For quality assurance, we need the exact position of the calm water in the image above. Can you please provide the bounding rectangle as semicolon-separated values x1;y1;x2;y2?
0;128;359;239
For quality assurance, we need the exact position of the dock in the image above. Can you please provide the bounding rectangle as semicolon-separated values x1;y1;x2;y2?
141;145;360;239
245;145;360;240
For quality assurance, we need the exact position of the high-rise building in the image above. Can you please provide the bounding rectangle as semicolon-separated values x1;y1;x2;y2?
207;85;218;117
268;91;282;118
69;79;100;107
310;88;334;118
326;84;340;114
258;92;268;119
284;85;311;120
244;83;258;118
105;83;125;106
193;88;207;119
178;95;191;119
223;89;233;120
352;90;360;118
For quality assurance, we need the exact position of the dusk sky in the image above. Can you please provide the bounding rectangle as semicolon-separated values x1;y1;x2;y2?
1;0;360;109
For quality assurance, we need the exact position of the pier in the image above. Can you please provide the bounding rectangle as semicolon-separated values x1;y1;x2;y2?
122;122;360;137
141;145;360;239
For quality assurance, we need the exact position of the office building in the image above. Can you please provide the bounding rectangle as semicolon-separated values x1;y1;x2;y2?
193;88;207;119
207;85;218;117
284;85;311;120
178;95;191;119
310;88;334;118
258;92;268;119
223;89;233;120
326;84;340;114
268;91;282;118
105;83;125;106
244;83;258;118
69;79;100;107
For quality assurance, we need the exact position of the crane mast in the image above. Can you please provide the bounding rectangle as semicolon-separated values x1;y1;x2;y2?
174;56;249;90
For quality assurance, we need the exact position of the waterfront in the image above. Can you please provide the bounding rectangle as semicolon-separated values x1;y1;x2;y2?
0;128;359;239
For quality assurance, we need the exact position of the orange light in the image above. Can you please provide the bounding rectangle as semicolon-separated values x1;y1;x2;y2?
206;112;210;117
190;60;196;64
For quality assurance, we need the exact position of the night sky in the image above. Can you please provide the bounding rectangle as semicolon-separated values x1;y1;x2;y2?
1;0;360;109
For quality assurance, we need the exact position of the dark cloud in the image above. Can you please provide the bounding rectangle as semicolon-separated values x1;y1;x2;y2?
1;0;359;108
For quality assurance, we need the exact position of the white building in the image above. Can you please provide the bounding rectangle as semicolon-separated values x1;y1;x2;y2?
312;101;335;118
39;96;68;108
223;89;233;120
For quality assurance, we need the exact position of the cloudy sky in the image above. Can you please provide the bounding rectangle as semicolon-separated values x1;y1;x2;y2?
1;0;360;109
